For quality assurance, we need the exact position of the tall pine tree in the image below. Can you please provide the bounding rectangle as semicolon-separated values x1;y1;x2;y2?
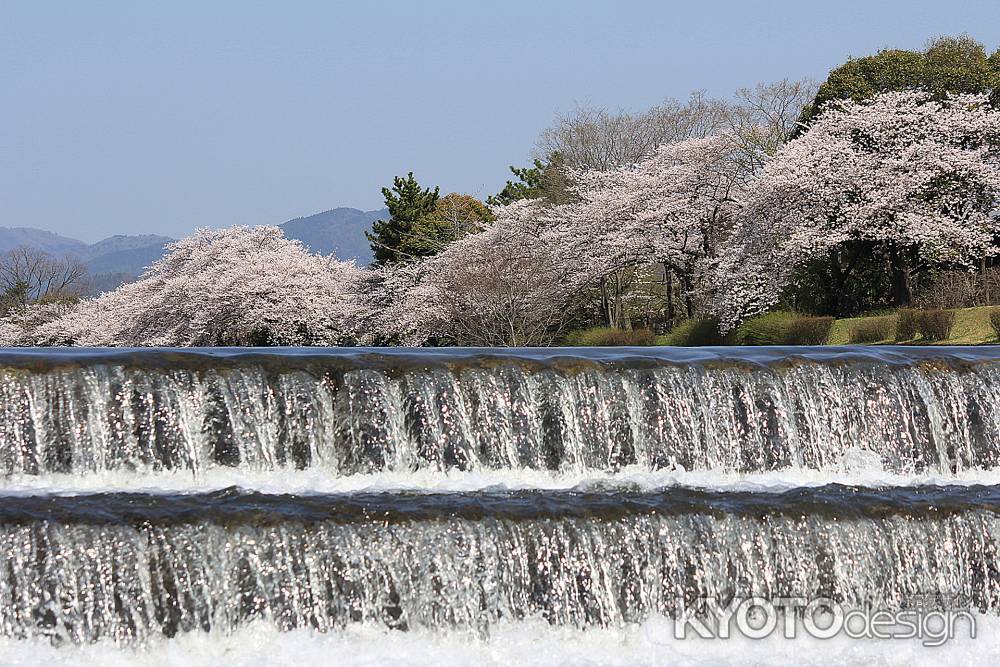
366;172;440;265
487;152;572;207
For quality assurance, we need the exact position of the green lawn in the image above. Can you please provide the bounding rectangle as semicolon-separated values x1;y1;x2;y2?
828;306;999;345
651;306;1000;347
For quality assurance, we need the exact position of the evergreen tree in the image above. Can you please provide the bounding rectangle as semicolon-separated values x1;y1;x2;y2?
366;172;440;265
487;152;572;206
488;161;546;206
799;35;1000;127
0;281;29;317
399;193;493;258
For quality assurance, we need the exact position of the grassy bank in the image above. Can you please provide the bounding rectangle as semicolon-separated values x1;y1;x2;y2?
567;306;1000;347
827;306;999;345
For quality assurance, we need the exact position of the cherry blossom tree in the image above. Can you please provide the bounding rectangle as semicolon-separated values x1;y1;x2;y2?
354;259;428;345
0;319;22;346
551;134;745;326
33;226;364;346
716;91;1000;327
396;200;584;346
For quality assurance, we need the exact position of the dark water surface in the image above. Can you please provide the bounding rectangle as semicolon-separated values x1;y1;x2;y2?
5;483;1000;525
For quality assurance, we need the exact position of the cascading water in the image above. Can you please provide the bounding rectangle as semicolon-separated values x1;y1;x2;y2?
2;346;1000;478
0;485;997;644
1;346;999;665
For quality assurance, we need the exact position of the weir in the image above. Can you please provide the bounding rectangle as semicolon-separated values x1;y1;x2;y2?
0;346;998;646
0;485;995;644
0;347;998;477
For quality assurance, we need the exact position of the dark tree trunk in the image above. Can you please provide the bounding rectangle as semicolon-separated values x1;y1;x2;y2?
982;255;991;307
679;272;695;319
599;277;613;327
825;249;844;317
889;248;913;307
664;264;675;325
825;242;869;317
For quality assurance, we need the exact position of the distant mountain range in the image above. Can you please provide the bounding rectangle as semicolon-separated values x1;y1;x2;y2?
0;207;387;294
279;207;385;265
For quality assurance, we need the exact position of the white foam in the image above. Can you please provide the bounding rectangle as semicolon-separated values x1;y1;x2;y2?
2;463;1000;498
0;615;995;667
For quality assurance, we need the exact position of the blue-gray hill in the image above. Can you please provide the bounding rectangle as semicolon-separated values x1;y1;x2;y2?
279;207;386;265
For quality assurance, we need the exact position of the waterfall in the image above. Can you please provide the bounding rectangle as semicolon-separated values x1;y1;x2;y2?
0;347;999;478
0;346;999;658
0;485;994;644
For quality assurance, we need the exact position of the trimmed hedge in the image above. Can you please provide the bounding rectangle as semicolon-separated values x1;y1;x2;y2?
660;312;834;346
894;308;919;341
915;309;955;342
662;318;729;346
735;312;834;346
781;315;835;345
990;308;1000;340
849;316;893;344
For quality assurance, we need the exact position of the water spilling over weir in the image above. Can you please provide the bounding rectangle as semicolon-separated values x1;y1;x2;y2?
0;485;996;643
0;346;999;656
1;346;1000;478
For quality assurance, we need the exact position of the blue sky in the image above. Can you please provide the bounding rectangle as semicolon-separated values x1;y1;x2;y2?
1;0;998;241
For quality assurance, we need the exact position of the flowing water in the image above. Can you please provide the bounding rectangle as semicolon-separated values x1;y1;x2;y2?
2;345;1000;664
3;346;1000;478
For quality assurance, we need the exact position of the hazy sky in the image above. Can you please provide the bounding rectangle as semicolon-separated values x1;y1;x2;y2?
2;1;998;241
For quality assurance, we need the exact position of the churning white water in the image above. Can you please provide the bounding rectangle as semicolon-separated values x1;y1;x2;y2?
0;616;993;667
0;485;995;643
6;464;1000;498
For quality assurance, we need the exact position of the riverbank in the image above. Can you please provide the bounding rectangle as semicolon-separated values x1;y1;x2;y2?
632;305;1000;347
827;306;998;345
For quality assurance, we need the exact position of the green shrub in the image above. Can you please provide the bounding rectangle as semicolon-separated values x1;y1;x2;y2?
915;309;955;342
895;308;919;341
990;308;1000;340
734;312;833;346
735;312;799;345
564;326;656;346
782;316;835;345
662;318;728;346
848;316;893;344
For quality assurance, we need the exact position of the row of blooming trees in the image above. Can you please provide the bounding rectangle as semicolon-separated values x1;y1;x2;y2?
716;92;1000;327
1;89;997;347
380;90;998;344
